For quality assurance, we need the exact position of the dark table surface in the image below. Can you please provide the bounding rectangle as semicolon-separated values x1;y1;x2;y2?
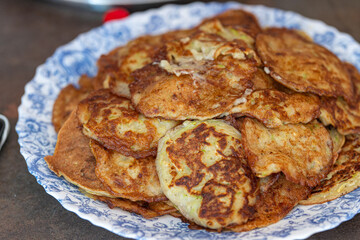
1;0;360;239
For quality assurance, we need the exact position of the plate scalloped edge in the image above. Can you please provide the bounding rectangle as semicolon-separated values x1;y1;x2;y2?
16;1;360;240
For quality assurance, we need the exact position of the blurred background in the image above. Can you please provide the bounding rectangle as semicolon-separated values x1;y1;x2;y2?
43;0;185;12
0;0;360;239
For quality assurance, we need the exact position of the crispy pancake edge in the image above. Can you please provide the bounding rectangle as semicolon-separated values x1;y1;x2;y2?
45;110;114;197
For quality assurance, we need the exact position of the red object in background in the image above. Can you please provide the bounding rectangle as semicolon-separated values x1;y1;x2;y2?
103;8;130;23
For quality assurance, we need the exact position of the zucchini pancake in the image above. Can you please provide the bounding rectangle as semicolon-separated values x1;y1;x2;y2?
45;8;360;233
77;89;178;158
156;120;258;230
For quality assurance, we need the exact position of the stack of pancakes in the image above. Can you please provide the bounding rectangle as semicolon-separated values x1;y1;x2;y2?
45;9;360;232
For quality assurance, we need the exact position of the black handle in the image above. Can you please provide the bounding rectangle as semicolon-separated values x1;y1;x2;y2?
0;119;4;141
0;115;9;151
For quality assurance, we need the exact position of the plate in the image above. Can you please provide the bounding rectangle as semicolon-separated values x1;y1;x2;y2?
16;2;360;239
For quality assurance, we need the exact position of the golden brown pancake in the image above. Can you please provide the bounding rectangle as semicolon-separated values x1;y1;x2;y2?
45;110;113;197
130;25;258;120
196;19;259;53
300;134;360;205
77;89;178;158
93;46;128;92
320;97;360;135
94;30;194;98
226;89;320;128
93;35;161;97
52;79;92;132
256;28;354;103
90;139;166;202
156;120;258;230
319;63;360;135
230;174;311;231
199;9;262;38
240;118;334;187
195;19;262;68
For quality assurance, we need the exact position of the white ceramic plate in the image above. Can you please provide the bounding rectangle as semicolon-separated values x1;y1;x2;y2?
16;2;360;239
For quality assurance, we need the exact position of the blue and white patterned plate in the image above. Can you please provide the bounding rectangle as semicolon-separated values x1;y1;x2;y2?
16;2;360;239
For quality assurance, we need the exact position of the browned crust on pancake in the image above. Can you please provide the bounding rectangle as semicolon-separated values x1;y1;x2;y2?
94;30;195;98
129;23;260;120
163;122;258;229
320;97;360;135
229;174;311;231
91;139;167;202
256;28;354;103
229;89;320;128
93;46;125;90
174;174;310;232
200;9;261;38
45;110;112;196
103;36;160;98
77;89;162;158
130;58;257;120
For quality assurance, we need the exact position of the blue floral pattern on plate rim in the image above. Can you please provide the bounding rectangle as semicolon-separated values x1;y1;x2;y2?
16;1;360;239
